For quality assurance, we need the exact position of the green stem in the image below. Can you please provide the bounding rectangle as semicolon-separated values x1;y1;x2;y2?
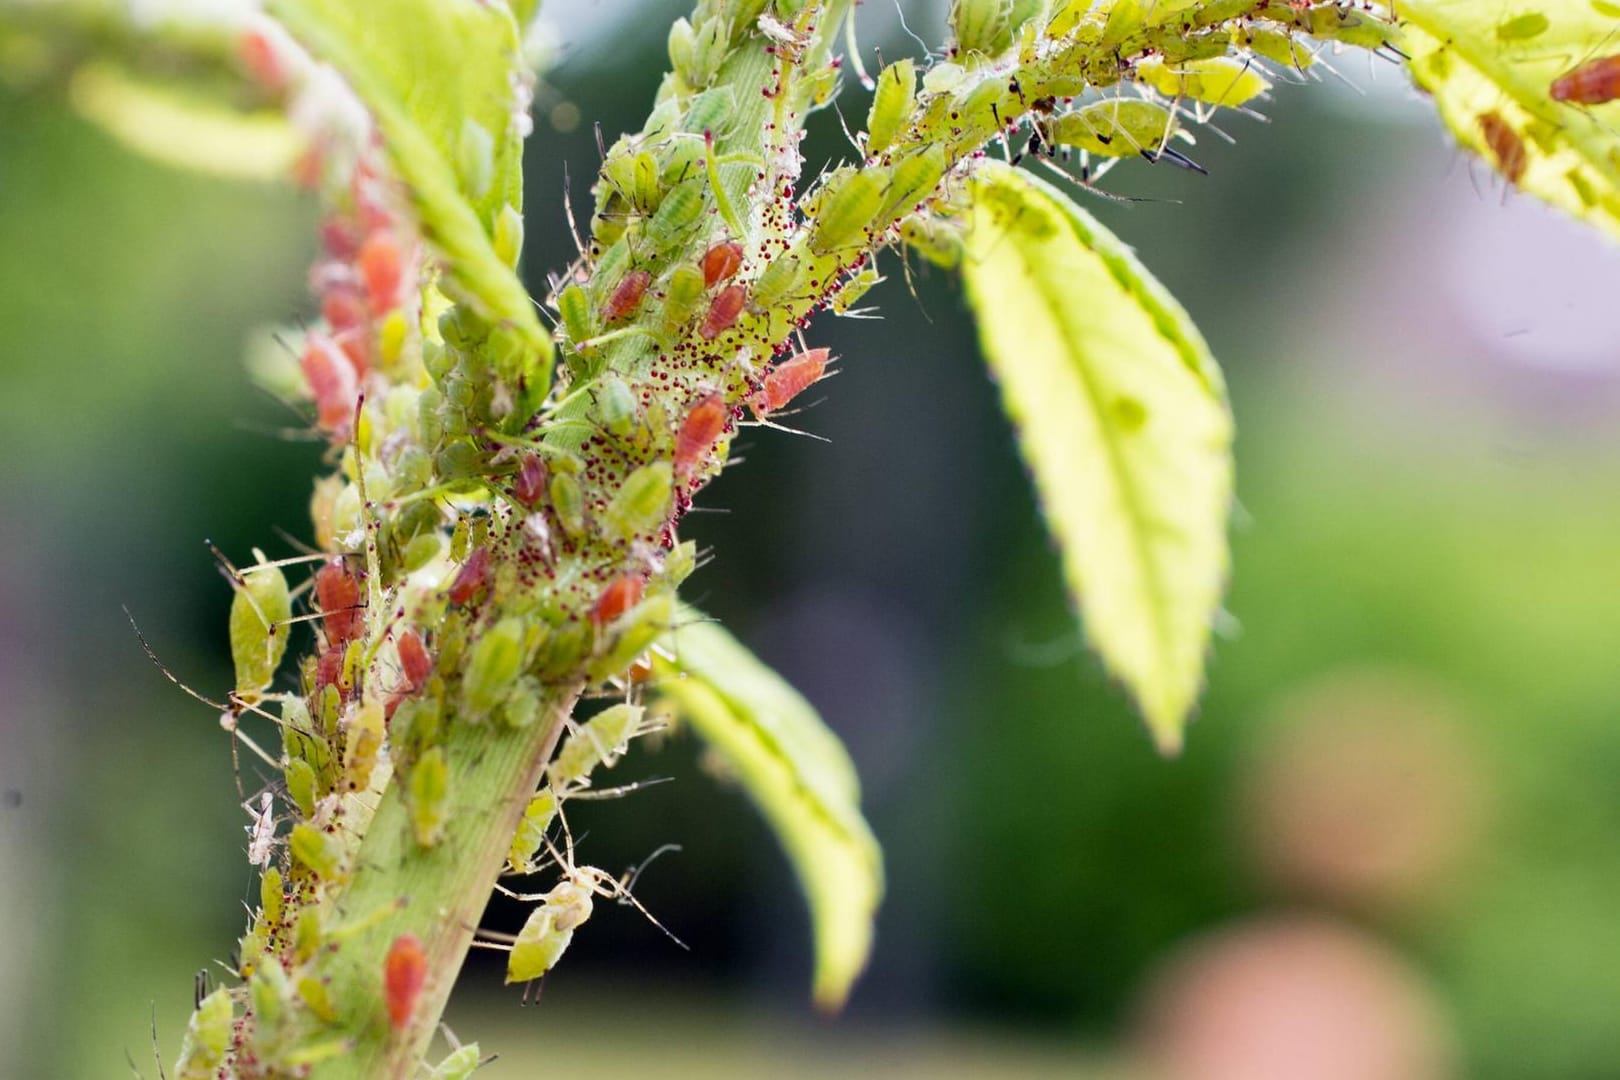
314;683;582;1080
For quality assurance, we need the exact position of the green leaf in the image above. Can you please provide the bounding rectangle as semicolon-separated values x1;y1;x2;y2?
67;61;304;180
961;162;1232;755
1402;0;1620;240
268;0;550;368
654;610;882;1011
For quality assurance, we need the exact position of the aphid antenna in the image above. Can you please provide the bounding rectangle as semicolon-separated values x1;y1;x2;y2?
193;968;212;1009
561;161;589;263
843;9;875;90
621;842;683;896
741;413;834;442
124;605;239;713
270;525;322;558
891;0;931;58
231;417;334;444
125;1048;148;1080
830;97;866;158
566;775;676;801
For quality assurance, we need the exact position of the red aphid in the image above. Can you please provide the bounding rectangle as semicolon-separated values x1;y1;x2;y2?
700;284;747;340
750;348;830;417
333;327;371;378
321;217;362;260
1551;54;1620;105
513;454;548;508
592;574;645;625
397;630;432;692
701;241;745;287
322;284;368;335
300;333;360;435
602;270;652;323
357;231;404;313
315;643;348;698
384;933;428;1032
447;547;491;606
315;559;363;645
675;392;728;477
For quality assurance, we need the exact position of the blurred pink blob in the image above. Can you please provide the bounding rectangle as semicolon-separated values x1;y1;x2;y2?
1239;668;1488;914
1134;917;1455;1080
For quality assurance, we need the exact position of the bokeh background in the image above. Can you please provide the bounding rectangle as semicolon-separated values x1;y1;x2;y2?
4;2;1620;1077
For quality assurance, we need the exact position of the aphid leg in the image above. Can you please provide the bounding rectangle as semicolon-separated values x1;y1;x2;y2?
844;8;874;91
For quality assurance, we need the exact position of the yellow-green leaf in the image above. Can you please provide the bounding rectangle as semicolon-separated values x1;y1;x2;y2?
961;162;1232;755
68;61;304;181
1402;0;1620;239
655;610;882;1011
268;0;550;371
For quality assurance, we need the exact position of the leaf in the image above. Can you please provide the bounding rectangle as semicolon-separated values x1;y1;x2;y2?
961;162;1232;755
1401;0;1620;240
68;61;304;180
268;0;550;366
654;610;882;1011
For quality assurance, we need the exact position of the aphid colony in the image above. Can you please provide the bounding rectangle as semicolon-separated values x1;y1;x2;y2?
170;2;1424;1074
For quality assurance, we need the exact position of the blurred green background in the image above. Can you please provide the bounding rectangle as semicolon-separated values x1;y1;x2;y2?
4;3;1620;1078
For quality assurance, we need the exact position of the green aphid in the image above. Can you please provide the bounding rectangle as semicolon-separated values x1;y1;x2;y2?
667;16;696;73
289;822;344;880
557;282;595;348
662;264;707;333
660;134;706;185
605;462;673;540
494;203;524;267
550;471;586;538
259;866;284;928
749;251;806;308
1046;0;1091;38
284;757;318;818
463;617;528;717
684;85;736;138
505;882;590;984
631;151;663;213
1497;11;1549;41
588;593;674;682
955;76;1013;134
1136;55;1271;108
174;987;234;1080
551;704;645;789
648;177;708;246
296;975;336;1023
665;538;699;585
866;57;917;157
509;788;558;872
458;118;495;201
951;0;1014;58
593;375;639;436
832;266;883;313
1099;0;1149;50
1047;99;1181;158
229;551;291;701
810;168;886;255
899;214;965;268
429;1045;483;1080
1234;25;1315;71
877;144;948;224
293;905;323;964
535;621;590;681
683;16;729;88
408;746;450;847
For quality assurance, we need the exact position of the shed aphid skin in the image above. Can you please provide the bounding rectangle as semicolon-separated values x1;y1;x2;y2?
245;790;277;868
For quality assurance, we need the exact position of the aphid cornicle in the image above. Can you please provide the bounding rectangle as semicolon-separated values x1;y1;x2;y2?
1551;55;1620;106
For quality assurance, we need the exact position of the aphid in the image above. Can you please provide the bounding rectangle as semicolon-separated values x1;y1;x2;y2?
384;933;428;1031
831;266;883;314
866;58;918;157
591;574;646;626
495;203;524;268
550;704;646;791
605;462;674;539
397;629;433;693
289;821;344;879
748;252;805;309
245;790;276;868
684;85;737;140
1551;55;1620;105
300;333;360;436
951;0;1013;57
357;230;404;313
587;592;674;683
509;788;558;872
876;144;949;224
1046;99;1190;161
314;558;363;645
260;866;285;929
1232;24;1315;71
321;283;368;334
447;546;491;606
556;282;596;347
751;348;831;417
700;283;747;340
1135;56;1271;109
174;986;234;1079
701;241;745;287
662;264;707;333
1478;111;1527;184
463;617;527;716
550;472;587;538
602;269;652;323
343;698;385;791
429;1045;483;1080
407;746;449;847
1497;11;1551;42
229;552;292;701
809;168;886;254
647;176;707;246
513;453;548;508
592;375;639;436
674;392;727;478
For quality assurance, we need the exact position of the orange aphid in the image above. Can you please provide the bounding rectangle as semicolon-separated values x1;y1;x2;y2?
384;933;428;1032
701;241;745;287
357;231;404;313
1477;112;1526;184
448;547;491;606
750;348;830;417
700;284;747;340
238;27;290;92
1551;55;1620;105
397;629;432;692
603;270;652;323
675;392;728;477
300;333;360;435
322;285;368;335
592;574;645;625
315;643;348;698
333;327;371;378
315;559;363;645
